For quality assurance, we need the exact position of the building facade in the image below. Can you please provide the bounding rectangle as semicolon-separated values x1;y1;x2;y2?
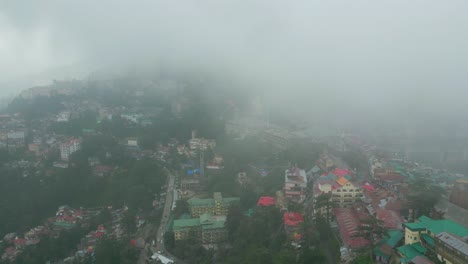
173;213;227;244
435;232;468;264
330;180;364;207
187;192;239;217
60;139;81;161
284;167;307;203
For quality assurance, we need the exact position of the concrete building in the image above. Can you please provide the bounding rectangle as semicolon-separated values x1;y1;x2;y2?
60;139;81;161
7;131;25;149
398;215;468;263
188;138;216;152
403;216;468;246
126;137;138;147
284;166;307;203
173;213;227;244
187;192;239;218
313;168;363;208
330;179;364;208
434;232;468;264
180;178;201;192
56;111;70;122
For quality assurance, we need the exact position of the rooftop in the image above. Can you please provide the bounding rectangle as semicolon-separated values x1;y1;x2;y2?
257;196;275;206
404;215;468;237
436;232;468;256
411;256;434;264
333;208;370;249
173;218;200;231
397;244;423;260
173;214;226;231
285;167;307;185
188;193;240;207
283;212;304;227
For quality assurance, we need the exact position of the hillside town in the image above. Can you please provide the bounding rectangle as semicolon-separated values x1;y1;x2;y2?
0;79;467;264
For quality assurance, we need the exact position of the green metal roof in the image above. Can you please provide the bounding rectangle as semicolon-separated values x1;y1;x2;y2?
187;196;239;207
404;222;426;231
386;230;404;248
200;213;213;224
410;242;427;254
397;244;423;259
420;234;435;247
417;215;468;237
173;218;200;231
202;219;225;230
173;214;226;231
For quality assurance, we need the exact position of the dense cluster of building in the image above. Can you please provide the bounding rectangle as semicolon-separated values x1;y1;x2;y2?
172;192;239;244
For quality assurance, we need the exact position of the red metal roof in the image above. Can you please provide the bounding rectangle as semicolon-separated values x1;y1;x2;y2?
283;212;304;227
333;208;370;249
332;168;352;177
257;196;276;206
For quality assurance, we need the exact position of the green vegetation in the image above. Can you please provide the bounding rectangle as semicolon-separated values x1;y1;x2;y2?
407;176;445;219
93;238;139;264
12;227;88;264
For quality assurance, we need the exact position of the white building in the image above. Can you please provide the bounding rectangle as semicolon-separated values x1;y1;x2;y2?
7;131;25;148
121;113;142;124
60;139;81;161
126;137;138;147
189;138;216;152
284;166;307;203
56;111;71;122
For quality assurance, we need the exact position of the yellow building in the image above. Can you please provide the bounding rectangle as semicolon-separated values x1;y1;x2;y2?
403;216;468;246
173;213;227;244
187;192;240;217
330;179;364;208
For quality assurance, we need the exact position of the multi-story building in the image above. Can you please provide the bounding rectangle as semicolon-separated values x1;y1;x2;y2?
330;179;363;207
60;139;81;161
314;171;363;209
7;131;25;149
180;178;201;192
188;138;216;152
173;213;227;244
403;216;468;246
284;166;307;203
435;232;468;264
398;215;468;263
126;137;138;147
187;192;240;217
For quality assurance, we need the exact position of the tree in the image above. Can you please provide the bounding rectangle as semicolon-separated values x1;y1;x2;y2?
407;176;445;219
94;238;138;264
352;215;386;260
315;193;334;224
164;231;175;250
173;199;189;218
226;205;243;241
122;208;137;234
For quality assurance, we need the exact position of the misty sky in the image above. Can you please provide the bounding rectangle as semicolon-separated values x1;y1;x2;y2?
1;1;468;123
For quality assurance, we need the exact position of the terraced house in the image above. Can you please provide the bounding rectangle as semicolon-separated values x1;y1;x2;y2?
187;192;240;217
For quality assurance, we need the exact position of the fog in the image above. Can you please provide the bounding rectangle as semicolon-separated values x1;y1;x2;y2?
2;0;468;126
